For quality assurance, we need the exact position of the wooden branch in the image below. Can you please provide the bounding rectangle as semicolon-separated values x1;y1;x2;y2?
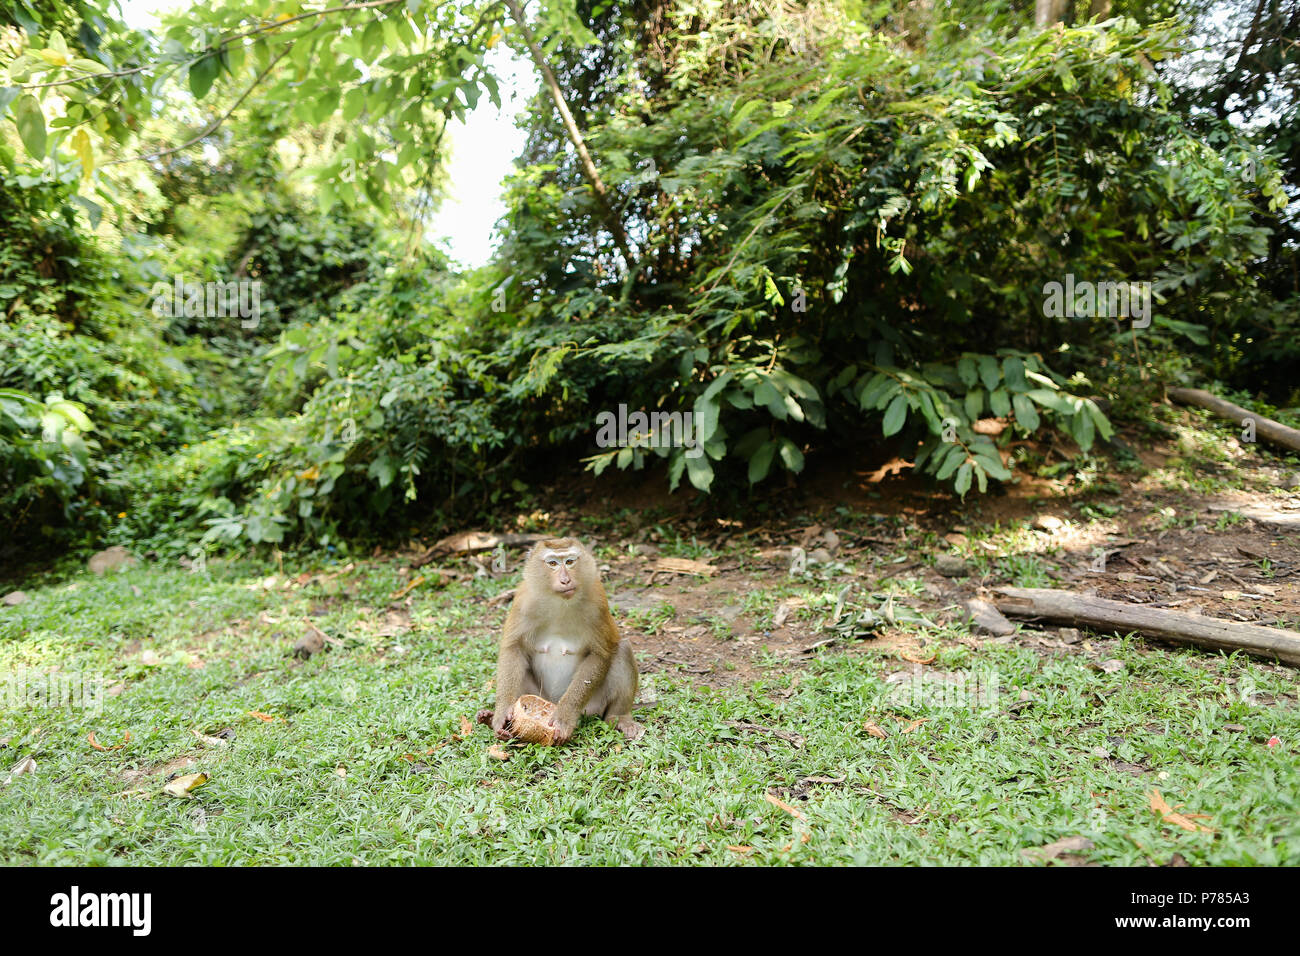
992;587;1300;667
503;0;635;267
1167;387;1300;454
411;531;544;568
102;43;294;167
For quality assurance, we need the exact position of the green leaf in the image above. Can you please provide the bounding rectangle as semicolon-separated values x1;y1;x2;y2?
1001;356;1027;391
747;441;776;484
778;438;804;473
367;457;396;488
956;355;978;387
974;453;1011;481
881;392;908;436
935;444;965;481
977;354;1000;391
953;462;973;497
685;453;714;493
0;87;20;120
1073;409;1096;451
189;53;220;100
1012;392;1040;431
989;387;1011;418
14;94;46;158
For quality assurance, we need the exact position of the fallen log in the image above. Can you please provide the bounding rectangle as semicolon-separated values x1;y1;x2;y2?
992;586;1300;667
1167;387;1300;454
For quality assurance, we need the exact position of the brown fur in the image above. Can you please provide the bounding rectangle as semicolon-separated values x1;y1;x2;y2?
491;538;641;743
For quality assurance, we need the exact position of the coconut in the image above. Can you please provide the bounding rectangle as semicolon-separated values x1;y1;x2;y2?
507;694;557;745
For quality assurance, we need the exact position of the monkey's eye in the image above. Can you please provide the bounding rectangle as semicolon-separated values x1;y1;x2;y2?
564;557;576;566
546;559;559;568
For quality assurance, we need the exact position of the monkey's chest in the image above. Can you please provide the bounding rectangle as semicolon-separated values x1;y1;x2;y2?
530;635;584;702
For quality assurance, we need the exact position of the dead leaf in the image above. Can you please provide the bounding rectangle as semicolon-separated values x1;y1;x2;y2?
459;715;474;737
899;651;936;665
390;574;425;600
726;845;755;855
1222;589;1244;601
247;711;281;722
163;771;209;798
863;721;889;739
1022;835;1094;863
191;730;228;748
7;756;36;778
335;766;347;778
487;745;510;761
88;730;130;751
764;792;808;821
1148;789;1215;833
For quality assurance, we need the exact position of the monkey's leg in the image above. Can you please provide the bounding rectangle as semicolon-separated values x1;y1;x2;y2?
587;642;643;741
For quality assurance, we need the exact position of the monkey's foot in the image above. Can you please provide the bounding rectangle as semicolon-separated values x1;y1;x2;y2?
614;716;645;742
475;709;494;727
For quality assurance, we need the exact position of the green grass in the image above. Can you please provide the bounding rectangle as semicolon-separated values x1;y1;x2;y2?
1;557;1298;865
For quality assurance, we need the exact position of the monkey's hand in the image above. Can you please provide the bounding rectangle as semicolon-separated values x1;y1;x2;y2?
547;711;578;745
491;704;514;741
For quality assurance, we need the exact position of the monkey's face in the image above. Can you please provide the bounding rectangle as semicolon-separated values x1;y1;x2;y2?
539;545;581;599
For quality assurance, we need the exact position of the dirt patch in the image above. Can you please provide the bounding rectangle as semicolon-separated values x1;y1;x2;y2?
447;436;1300;692
119;753;201;790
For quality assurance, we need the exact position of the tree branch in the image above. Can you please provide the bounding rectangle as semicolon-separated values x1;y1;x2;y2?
503;0;635;268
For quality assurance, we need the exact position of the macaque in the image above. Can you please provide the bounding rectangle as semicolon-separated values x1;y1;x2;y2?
489;538;642;743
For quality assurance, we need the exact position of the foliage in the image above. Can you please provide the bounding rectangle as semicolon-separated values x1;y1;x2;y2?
0;1;1296;551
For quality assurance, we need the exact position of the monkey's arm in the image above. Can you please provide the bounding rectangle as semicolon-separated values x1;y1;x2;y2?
552;651;612;743
492;642;531;738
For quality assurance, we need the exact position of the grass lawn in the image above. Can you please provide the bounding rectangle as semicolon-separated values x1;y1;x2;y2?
2;540;1297;865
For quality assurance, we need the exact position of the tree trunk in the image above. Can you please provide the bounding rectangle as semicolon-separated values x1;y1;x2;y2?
503;0;635;267
1035;0;1068;28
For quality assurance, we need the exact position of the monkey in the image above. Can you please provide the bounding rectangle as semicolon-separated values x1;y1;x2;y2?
488;537;643;744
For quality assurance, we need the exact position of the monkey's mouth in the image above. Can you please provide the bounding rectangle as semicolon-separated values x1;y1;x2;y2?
557;586;577;598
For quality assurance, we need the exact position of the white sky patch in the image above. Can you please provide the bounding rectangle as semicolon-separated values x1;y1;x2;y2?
118;0;534;268
427;48;536;268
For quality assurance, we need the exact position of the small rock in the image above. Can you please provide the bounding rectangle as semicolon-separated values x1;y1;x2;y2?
632;543;659;557
88;546;137;575
2;591;26;606
934;554;969;577
1223;724;1247;733
1058;627;1082;644
1033;514;1064;533
944;532;968;547
1286;473;1300;490
820;530;841;554
808;547;834;564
